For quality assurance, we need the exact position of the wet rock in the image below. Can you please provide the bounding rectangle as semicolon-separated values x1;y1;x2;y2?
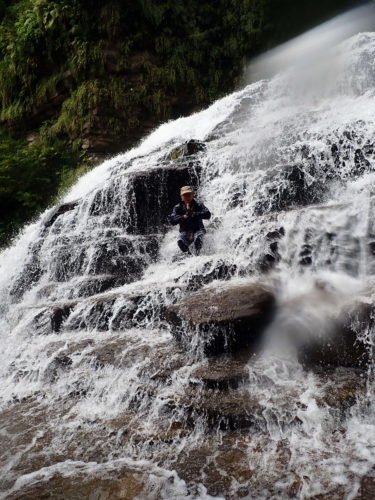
110;293;165;331
122;291;168;327
42;201;79;230
88;236;160;276
29;308;58;336
69;275;127;298
354;148;371;173
4;467;147;500
49;244;87;282
166;280;276;355
299;300;372;368
126;162;201;234
65;287;172;333
368;241;375;256
254;164;327;216
44;354;73;383
173;431;255;498
167;139;206;160
89;252;145;278
314;367;367;411
9;240;43;301
258;247;279;272
265;227;285;240
87;342;124;370
189;356;250;390
185;260;237;292
67;299;116;332
356;470;375;500
256;227;285;273
45;339;94;358
109;298;141;330
49;235;158;283
51;305;74;332
147;354;187;384
180;386;263;430
299;244;313;266
258;240;283;273
89;162;201;234
26;302;78;336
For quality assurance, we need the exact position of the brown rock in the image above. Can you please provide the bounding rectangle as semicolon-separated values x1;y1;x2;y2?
356;470;375;500
315;367;367;411
166;280;276;355
5;469;147;500
189;355;250;389
183;386;263;430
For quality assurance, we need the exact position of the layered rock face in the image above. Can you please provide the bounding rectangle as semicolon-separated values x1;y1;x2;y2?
9;140;203;304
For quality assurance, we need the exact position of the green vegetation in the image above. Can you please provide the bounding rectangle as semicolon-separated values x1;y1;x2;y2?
0;0;365;247
0;131;83;246
0;1;268;137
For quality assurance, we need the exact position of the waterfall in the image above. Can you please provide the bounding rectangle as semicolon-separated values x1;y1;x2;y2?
1;23;375;500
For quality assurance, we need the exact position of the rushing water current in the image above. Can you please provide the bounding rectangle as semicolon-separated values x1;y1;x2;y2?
1;30;375;500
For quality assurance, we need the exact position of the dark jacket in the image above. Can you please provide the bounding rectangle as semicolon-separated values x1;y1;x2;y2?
169;199;211;233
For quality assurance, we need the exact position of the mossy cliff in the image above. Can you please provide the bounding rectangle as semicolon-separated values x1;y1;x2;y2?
0;0;269;152
0;0;364;245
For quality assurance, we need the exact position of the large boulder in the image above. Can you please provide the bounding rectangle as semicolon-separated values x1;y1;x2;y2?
166;280;276;355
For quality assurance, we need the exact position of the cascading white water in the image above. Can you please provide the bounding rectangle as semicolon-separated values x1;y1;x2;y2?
1;11;375;499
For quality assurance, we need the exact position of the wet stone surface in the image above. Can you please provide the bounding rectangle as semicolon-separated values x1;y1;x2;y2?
88;160;201;235
189;355;251;390
300;300;373;368
166;280;276;355
42;200;79;231
0;346;372;499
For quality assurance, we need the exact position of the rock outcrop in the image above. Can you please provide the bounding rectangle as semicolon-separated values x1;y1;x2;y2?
10;141;204;301
166;280;276;355
42;201;79;231
89;141;205;234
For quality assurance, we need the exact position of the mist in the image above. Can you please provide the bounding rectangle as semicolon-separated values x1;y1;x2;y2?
245;2;375;83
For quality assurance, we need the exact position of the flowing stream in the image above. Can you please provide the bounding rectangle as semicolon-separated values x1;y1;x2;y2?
1;15;375;500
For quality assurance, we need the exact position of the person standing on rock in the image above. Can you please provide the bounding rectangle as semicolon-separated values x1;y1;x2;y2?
169;186;211;255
